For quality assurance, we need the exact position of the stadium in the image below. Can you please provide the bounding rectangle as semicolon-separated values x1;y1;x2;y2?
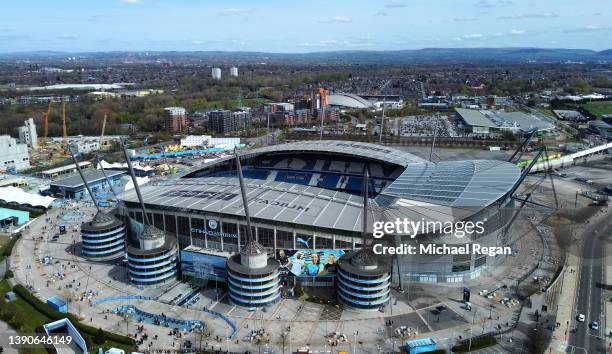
119;140;521;294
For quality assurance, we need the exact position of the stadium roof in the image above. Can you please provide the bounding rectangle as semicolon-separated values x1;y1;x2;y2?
182;141;424;177
121;177;382;234
328;93;374;109
379;160;520;207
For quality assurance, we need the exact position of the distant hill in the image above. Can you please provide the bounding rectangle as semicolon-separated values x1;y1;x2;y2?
2;47;611;64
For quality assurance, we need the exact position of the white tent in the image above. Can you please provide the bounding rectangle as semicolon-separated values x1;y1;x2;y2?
0;186;56;208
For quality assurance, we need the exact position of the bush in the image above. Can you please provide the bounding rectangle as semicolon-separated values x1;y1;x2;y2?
4;270;14;279
0;233;21;261
451;334;497;353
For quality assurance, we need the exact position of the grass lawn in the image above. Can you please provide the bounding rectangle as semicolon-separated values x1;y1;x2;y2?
582;100;612;118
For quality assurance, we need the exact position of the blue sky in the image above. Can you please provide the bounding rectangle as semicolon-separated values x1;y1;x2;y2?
1;0;610;53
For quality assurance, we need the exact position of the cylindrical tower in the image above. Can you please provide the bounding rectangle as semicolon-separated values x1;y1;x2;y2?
127;225;178;285
336;249;391;310
80;211;126;261
226;241;280;307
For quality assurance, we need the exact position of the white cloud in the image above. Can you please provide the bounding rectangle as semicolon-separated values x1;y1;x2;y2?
474;0;512;8
498;12;558;20
191;40;203;45
510;29;526;35
119;0;141;4
57;34;79;40
462;33;484;39
386;2;408;8
453;17;478;22
218;8;247;16
319;16;352;24
373;11;388;17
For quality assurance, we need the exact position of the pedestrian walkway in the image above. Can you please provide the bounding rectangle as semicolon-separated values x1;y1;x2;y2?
547;253;579;354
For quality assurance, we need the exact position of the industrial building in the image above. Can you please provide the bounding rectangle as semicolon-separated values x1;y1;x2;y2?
119;140;521;287
37;161;92;179
588;120;612;140
48;169;124;199
455;108;554;136
0;135;31;171
18;118;38;148
164;107;187;133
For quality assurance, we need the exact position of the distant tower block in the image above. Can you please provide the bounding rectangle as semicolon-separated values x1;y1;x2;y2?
230;66;238;77
212;67;222;80
81;212;126;261
226;241;281;307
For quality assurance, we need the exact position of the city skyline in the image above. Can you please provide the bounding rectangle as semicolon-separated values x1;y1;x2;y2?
1;0;611;53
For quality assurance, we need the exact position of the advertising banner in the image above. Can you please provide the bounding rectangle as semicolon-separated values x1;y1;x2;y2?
276;249;345;277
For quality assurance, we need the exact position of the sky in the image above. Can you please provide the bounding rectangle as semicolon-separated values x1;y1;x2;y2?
1;0;611;53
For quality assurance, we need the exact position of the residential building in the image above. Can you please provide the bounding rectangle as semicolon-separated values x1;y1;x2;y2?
164;107;187;133
208;110;235;133
230;67;238;77
212;67;222;80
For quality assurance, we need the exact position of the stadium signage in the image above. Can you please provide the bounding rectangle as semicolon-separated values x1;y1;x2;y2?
191;219;238;238
253;198;310;212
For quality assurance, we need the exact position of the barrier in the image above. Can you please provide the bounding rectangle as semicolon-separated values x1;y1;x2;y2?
113;305;204;332
90;295;154;306
93;295;238;338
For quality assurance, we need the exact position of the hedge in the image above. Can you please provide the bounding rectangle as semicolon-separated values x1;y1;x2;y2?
12;284;135;346
0;233;21;261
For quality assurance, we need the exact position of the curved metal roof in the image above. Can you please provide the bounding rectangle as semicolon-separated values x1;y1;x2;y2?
328;93;374;109
379;160;521;208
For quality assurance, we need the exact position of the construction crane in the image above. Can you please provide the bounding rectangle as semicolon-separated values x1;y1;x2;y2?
61;98;68;155
41;98;54;147
98;113;107;147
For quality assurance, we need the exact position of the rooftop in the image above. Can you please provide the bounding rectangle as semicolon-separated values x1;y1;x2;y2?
50;170;125;189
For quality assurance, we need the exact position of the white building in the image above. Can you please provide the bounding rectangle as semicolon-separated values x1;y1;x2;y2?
210;137;240;150
212;68;222;80
179;135;240;150
0;135;30;171
74;140;101;154
180;135;212;147
230;67;238;77
18;118;38;148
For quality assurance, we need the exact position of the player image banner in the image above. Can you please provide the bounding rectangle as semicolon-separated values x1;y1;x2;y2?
181;250;228;282
276;249;345;277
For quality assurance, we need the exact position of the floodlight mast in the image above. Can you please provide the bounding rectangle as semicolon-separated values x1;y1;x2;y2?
120;138;150;225
234;147;254;243
68;145;101;213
